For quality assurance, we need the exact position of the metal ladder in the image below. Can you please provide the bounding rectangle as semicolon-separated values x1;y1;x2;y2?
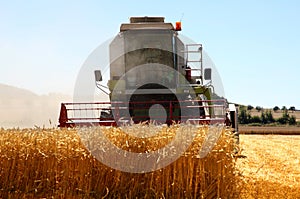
185;44;203;85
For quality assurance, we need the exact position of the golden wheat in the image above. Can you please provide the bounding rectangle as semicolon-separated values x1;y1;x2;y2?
0;125;239;198
237;134;300;199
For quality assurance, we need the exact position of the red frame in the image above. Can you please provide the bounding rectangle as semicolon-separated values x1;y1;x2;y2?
58;100;226;127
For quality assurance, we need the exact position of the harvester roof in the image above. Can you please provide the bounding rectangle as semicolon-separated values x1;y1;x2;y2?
120;16;175;32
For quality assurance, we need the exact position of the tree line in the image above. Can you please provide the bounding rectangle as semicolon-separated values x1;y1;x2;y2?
238;105;297;125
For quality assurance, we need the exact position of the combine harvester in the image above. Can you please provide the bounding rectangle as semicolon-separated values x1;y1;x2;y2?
58;16;238;134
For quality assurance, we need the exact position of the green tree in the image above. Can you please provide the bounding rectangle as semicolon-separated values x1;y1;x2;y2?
289;106;296;112
282;106;287;111
289;115;297;125
238;107;251;124
256;106;262;112
277;109;289;124
247;105;254;111
265;110;275;123
261;111;267;124
273;106;280;112
251;116;261;123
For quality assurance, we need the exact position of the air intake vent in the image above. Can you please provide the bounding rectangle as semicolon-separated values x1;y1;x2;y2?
130;17;165;23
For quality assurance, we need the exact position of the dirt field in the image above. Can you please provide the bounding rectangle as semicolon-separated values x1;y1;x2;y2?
239;126;300;135
237;134;300;198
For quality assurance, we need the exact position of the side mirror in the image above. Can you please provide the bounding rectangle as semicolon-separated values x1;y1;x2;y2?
204;68;212;80
94;70;102;82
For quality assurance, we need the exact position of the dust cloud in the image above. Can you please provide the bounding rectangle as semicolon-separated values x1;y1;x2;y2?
0;84;71;128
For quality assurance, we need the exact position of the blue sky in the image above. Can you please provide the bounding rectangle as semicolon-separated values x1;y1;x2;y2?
0;0;299;108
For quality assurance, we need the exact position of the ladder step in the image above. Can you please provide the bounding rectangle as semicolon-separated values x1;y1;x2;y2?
181;50;202;53
187;60;202;62
186;44;202;47
185;68;201;71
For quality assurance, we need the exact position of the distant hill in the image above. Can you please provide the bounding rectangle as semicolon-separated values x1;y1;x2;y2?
0;84;71;128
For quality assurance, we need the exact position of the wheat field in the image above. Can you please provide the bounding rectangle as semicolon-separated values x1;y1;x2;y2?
237;134;300;198
0;125;239;198
2;125;299;198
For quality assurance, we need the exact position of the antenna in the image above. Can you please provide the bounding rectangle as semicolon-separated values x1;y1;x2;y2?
180;13;184;22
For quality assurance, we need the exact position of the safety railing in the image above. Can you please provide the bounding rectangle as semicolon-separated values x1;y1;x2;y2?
58;99;227;127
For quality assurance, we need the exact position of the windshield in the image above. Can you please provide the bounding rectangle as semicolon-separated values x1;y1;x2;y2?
123;30;176;89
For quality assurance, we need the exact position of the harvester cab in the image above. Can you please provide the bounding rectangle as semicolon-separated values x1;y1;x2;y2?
58;16;238;134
